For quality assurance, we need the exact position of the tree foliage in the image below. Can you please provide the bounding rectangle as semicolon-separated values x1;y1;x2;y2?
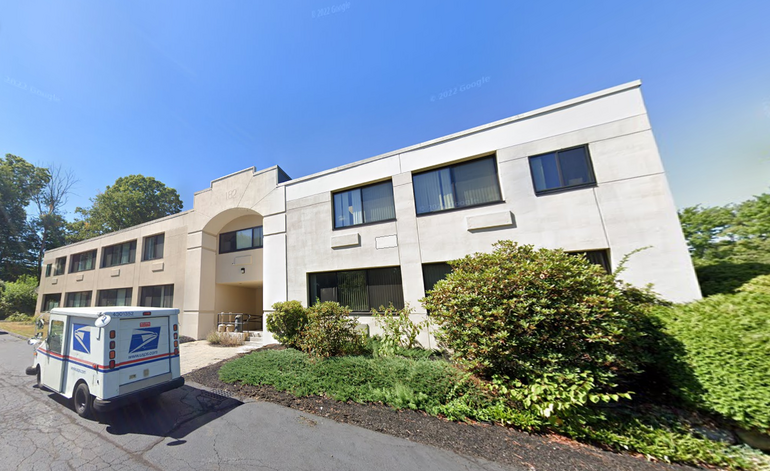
0;154;49;280
0;275;39;319
68;174;183;242
678;190;770;295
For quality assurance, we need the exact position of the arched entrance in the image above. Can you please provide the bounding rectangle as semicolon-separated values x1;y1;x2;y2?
182;207;265;339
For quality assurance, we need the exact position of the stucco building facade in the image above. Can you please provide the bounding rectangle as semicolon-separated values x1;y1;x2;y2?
36;81;702;343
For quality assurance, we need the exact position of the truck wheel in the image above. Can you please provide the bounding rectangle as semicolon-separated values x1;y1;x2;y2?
73;382;93;418
35;367;41;389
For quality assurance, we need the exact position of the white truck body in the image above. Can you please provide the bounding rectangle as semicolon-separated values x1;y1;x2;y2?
27;306;184;417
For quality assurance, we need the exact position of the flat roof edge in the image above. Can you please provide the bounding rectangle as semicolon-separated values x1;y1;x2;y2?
280;80;643;187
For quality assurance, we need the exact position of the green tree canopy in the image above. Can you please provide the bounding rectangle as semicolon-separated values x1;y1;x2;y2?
0;154;49;280
679;189;770;295
68;174;183;242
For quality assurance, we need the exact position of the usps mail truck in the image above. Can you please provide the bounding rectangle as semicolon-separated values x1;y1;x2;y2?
26;307;185;418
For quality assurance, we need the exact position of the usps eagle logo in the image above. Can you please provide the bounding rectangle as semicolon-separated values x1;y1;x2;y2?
129;327;161;353
72;324;91;354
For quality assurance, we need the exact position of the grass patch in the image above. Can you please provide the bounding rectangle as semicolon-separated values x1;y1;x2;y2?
219;348;770;470
0;321;37;338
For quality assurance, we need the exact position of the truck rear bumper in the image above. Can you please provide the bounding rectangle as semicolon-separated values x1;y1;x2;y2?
93;377;185;413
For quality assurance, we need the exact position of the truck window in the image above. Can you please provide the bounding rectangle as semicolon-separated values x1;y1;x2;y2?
48;320;65;354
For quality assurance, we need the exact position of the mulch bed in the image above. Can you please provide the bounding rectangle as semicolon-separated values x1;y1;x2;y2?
184;345;699;471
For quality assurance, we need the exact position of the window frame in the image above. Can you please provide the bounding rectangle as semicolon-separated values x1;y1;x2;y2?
100;240;137;268
53;257;66;276
331;180;397;230
219;226;264;254
65;291;92;308
142;233;165;261
96;287;134;307
307;266;405;314
139;284;174;308
42;293;61;312
528;145;597;195
69;250;97;274
412;154;503;216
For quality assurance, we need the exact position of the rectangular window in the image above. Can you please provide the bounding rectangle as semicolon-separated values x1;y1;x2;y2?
96;288;133;307
422;262;453;293
219;226;263;254
42;293;61;312
529;145;596;194
45;264;52;277
333;181;396;228
568;249;611;273
101;240;137;268
142;233;165;261
139;284;174;308
65;291;92;308
53;257;66;276
413;155;502;215
308;267;404;313
69;250;97;273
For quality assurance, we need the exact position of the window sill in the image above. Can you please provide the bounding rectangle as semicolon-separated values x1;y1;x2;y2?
219;246;263;255
333;218;397;231
415;200;505;217
534;182;597;196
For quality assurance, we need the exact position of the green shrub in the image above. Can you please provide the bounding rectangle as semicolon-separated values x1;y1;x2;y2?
422;241;660;423
371;303;428;357
266;300;308;349
0;275;38;319
298;301;366;358
655;279;770;432
695;261;770;296
5;313;33;322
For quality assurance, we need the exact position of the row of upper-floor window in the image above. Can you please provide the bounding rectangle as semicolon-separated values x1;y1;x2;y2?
40;284;174;311
332;145;596;229
44;233;165;276
307;249;610;313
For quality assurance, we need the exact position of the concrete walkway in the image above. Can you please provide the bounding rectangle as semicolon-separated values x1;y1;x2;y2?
179;340;243;375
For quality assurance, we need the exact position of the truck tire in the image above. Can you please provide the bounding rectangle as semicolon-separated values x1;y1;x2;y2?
36;367;41;389
73;382;93;418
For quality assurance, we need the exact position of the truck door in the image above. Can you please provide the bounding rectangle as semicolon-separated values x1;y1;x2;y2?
118;316;171;390
42;316;67;393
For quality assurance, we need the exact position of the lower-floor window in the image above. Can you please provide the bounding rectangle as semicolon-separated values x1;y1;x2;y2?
97;288;133;307
65;291;92;308
308;267;404;313
42;293;61;312
139;284;174;308
422;262;453;293
568;249;611;273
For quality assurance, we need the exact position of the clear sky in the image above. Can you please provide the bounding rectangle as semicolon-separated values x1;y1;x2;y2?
2;1;769;218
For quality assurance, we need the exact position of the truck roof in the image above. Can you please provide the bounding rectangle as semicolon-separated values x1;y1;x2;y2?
49;306;180;319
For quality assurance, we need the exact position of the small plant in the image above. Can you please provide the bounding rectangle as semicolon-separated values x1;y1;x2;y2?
298;301;366;359
371;303;428;357
266;300;308;349
206;331;221;345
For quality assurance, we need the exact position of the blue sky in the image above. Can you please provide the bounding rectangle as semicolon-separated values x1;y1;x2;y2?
2;1;769;218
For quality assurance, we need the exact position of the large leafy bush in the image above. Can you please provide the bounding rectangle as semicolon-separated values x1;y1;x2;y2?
422;241;658;421
298;301;366;358
655;276;770;432
266;300;308;349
